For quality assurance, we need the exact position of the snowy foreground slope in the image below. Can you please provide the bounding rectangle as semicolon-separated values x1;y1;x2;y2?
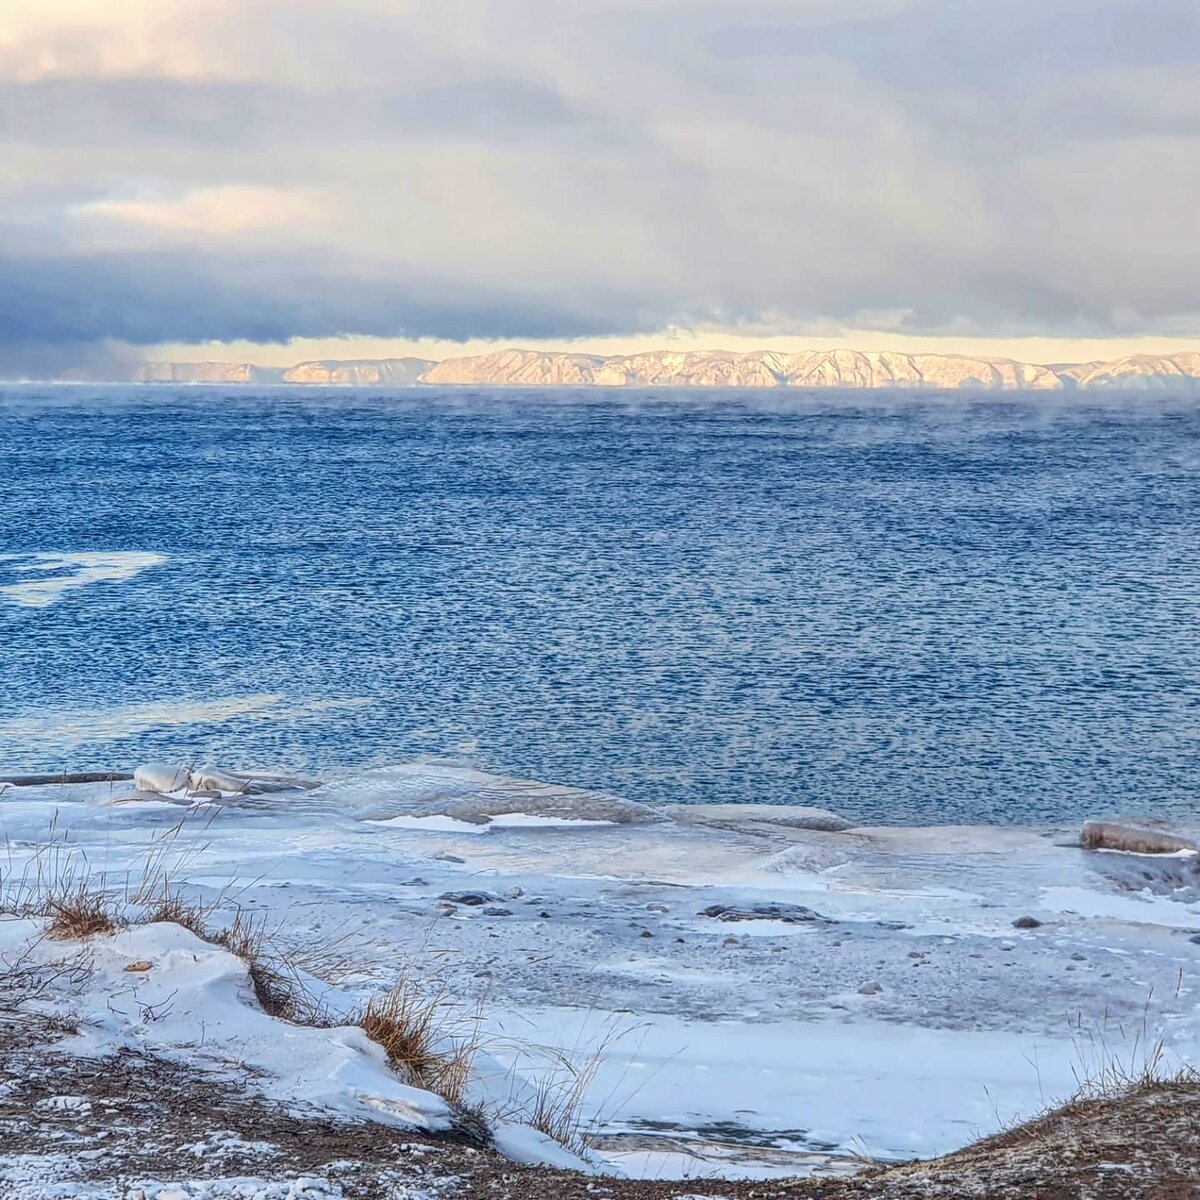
2;763;1199;1189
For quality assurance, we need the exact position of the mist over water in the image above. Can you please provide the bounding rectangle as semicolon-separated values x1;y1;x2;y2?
0;385;1196;826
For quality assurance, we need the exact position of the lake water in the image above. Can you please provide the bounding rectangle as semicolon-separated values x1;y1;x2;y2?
1;385;1197;826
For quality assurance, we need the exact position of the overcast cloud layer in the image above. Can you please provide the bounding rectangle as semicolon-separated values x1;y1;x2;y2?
2;0;1199;373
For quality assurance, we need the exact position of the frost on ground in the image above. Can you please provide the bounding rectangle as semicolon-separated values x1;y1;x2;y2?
2;763;1200;1186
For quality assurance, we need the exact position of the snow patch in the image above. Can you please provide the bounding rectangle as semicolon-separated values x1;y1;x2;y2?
16;923;453;1134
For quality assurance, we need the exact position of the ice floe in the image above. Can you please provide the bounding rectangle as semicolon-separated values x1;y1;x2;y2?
0;551;167;607
133;763;321;800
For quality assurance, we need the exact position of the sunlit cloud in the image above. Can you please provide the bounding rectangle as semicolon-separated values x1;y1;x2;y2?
77;186;332;239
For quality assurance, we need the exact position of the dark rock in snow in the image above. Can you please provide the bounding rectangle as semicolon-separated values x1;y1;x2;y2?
700;902;831;924
439;891;495;906
1013;916;1043;929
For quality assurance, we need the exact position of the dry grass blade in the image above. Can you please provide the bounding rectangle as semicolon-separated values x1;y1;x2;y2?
125;814;217;908
213;908;268;964
144;893;212;937
525;1045;607;1155
485;1021;636;1157
1067;977;1198;1105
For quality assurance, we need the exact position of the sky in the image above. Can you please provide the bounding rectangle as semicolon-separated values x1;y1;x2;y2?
2;0;1200;375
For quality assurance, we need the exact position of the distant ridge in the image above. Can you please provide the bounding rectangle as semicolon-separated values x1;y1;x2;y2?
132;348;1200;391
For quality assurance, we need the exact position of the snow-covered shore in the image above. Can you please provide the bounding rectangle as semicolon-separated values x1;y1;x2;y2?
2;762;1198;1182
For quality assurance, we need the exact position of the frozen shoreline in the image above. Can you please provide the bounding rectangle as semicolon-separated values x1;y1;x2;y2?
2;762;1198;1181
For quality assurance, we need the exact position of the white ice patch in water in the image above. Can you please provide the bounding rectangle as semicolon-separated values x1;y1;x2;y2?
0;552;167;607
0;696;285;744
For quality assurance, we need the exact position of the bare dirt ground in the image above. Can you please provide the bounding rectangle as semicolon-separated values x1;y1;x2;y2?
2;1011;1198;1200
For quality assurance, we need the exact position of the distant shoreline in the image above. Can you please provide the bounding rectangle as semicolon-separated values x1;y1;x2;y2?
24;346;1200;391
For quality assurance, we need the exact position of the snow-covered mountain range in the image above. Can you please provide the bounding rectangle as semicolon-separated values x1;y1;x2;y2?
133;349;1200;390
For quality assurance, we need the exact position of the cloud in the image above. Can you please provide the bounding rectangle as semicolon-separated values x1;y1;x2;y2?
709;0;1200;90
78;186;330;237
0;76;592;150
0;246;674;349
0;0;1197;362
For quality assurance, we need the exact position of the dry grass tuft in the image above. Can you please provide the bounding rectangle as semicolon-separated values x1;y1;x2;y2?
357;979;480;1109
0;829;121;941
360;982;448;1084
44;883;120;941
524;1055;603;1155
205;909;317;1023
485;1022;636;1157
144;893;212;938
126;815;216;908
247;960;319;1023
213;908;268;964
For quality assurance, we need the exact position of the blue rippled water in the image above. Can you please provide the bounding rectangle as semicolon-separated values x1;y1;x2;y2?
0;385;1197;825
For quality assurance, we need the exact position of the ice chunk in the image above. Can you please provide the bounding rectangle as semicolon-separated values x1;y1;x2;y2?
763;842;857;874
0;551;166;607
1081;820;1200;856
664;803;854;833
191;766;321;795
133;763;320;798
133;763;191;794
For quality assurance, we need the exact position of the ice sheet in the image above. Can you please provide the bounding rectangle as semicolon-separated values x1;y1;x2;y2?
3;766;1198;1179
